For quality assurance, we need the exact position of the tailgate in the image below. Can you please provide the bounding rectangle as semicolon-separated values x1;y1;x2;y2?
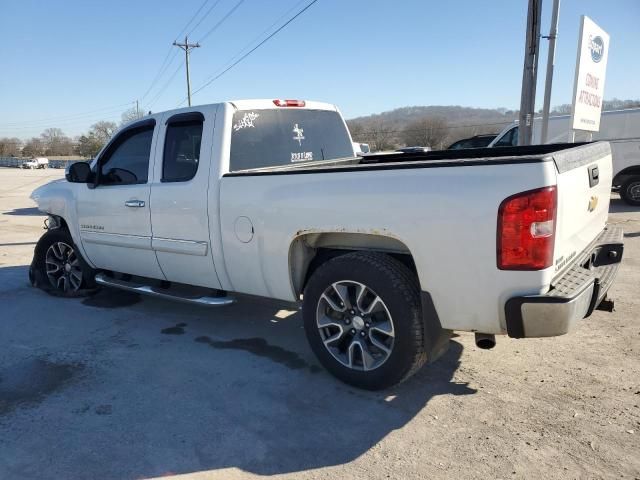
553;142;612;276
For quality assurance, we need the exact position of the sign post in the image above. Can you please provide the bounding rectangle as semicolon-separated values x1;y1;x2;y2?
570;16;610;139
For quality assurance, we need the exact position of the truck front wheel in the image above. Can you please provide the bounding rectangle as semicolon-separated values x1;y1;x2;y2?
32;229;96;296
303;252;427;390
620;176;640;206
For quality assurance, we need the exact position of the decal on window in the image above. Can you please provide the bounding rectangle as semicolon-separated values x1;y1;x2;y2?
233;112;260;131
292;123;305;146
291;152;313;162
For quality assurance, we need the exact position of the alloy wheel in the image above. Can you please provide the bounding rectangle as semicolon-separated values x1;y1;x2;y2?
316;280;395;371
45;241;83;293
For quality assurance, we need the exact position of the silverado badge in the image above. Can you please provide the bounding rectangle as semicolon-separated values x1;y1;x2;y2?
588;195;599;212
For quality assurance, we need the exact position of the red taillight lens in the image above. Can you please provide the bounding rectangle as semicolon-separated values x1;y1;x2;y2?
497;186;557;270
273;99;306;107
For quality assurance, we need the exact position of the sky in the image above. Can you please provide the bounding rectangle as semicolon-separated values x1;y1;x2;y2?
1;0;639;139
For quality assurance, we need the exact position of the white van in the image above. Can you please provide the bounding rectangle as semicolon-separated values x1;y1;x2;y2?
352;142;370;155
489;108;640;205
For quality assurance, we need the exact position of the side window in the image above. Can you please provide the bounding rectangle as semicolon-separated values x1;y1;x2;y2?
99;125;154;186
494;127;519;147
162;113;203;182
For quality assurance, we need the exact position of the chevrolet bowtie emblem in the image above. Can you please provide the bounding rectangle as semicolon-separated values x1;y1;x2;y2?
588;195;599;212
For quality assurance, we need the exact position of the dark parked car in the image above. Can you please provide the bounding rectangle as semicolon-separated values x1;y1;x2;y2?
396;146;431;154
447;134;497;150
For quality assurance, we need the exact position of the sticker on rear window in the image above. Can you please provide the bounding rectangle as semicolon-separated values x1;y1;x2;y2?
292;123;305;145
233;112;260;131
291;152;313;162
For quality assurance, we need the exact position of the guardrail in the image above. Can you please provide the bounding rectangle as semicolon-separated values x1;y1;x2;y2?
0;157;85;169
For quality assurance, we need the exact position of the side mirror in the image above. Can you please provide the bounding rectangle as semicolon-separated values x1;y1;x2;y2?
66;162;93;183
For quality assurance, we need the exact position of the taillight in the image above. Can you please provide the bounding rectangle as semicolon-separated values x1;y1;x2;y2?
273;99;306;107
497;186;557;270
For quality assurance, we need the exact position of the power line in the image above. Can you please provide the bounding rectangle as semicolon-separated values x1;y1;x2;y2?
141;48;179;101
197;0;247;43
146;60;186;110
0;115;123;138
185;0;319;103
0;102;133;127
186;0;223;37
139;0;213;104
0;111;129;133
214;0;307;70
177;0;211;38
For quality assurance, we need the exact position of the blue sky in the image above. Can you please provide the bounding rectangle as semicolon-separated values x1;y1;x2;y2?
1;0;638;139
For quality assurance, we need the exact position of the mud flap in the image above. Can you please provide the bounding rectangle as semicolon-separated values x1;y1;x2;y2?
421;291;452;363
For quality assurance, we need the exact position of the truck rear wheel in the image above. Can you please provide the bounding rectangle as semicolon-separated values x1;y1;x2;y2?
303;252;427;390
620;176;640;206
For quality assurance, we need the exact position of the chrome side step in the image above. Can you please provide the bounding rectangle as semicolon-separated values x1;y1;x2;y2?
94;273;235;307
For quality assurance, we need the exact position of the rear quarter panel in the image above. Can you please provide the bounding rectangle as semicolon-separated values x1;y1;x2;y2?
220;161;558;334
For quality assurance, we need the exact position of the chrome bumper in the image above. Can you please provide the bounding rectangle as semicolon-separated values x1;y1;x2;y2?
505;226;624;338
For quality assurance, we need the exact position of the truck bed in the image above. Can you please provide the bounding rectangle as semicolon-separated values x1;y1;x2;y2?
224;142;598;177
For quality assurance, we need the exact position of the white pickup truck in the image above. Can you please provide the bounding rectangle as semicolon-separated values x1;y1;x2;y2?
30;99;624;389
22;157;49;169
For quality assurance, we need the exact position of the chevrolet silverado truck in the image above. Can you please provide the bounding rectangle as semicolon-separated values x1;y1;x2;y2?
29;99;624;390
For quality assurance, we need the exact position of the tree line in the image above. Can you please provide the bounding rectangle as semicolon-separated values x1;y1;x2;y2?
0;107;142;158
347;98;640;151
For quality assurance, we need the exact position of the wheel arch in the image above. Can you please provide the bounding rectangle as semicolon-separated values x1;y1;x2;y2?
288;231;419;297
613;166;640;186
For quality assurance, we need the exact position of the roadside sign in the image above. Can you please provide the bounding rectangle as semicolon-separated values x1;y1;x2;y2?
571;16;610;132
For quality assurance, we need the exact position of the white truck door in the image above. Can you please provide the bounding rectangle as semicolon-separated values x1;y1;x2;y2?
76;119;165;279
148;108;222;289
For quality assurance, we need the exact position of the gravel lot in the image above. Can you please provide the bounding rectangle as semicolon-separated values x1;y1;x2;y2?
1;168;638;480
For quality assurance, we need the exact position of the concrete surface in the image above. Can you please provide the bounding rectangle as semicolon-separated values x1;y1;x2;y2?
0;168;638;480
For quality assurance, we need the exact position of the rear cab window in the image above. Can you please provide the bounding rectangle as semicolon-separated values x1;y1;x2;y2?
162;112;204;182
229;108;354;171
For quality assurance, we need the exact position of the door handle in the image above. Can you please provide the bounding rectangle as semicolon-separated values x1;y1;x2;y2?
125;200;145;208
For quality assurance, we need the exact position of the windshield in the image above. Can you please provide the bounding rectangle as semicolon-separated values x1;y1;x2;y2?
229;109;353;171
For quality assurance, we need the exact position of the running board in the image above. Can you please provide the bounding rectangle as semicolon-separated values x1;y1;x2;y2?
94;273;235;307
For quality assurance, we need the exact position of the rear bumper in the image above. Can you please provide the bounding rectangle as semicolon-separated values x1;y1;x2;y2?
505;226;624;338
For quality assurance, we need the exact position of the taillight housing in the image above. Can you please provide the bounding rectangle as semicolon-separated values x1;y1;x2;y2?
497;186;557;270
273;99;306;107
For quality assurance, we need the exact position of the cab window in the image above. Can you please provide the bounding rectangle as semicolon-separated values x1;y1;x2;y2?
162;113;203;182
98;122;155;186
494;127;519;147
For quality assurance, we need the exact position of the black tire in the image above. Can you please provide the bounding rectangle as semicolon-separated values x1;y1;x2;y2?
32;228;97;296
303;252;426;390
620;176;640;206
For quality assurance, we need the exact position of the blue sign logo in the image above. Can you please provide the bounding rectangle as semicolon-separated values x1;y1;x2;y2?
589;35;604;63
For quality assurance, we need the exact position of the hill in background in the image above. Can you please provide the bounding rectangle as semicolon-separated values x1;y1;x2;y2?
347;98;640;151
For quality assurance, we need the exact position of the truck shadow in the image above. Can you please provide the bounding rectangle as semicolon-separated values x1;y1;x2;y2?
2;207;44;216
0;265;475;479
609;197;640;213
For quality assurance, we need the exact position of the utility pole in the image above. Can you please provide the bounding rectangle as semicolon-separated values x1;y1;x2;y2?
136;100;140;118
518;0;543;146
173;36;200;107
540;0;560;144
